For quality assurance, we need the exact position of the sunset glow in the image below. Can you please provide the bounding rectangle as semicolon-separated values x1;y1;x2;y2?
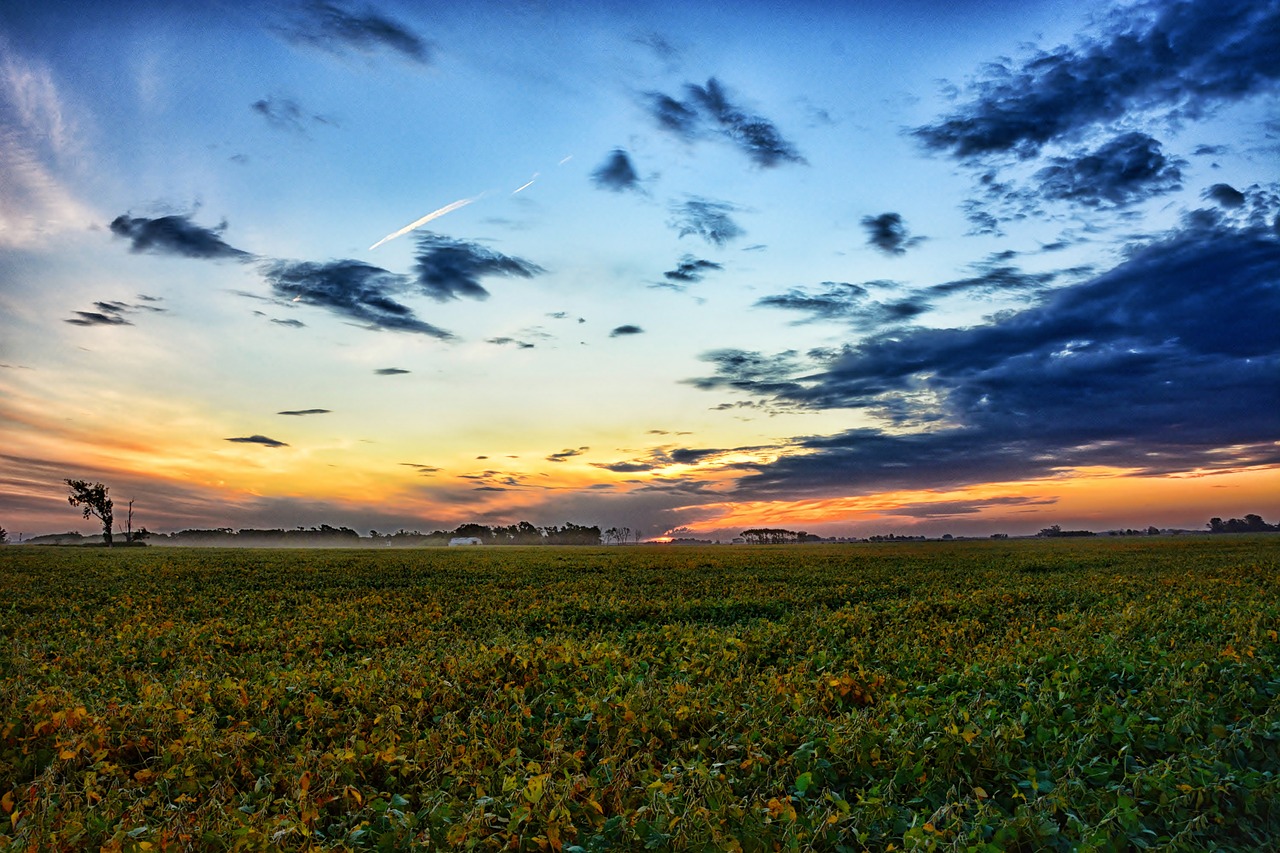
2;0;1277;541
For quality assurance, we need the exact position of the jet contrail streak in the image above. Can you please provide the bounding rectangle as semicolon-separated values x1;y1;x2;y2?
369;196;478;250
512;173;539;194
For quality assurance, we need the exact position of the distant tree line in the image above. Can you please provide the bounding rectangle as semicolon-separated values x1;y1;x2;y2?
160;522;606;546
1037;525;1097;538
1207;515;1278;533
739;528;824;544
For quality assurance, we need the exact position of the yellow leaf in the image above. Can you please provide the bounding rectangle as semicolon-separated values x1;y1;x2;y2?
973;787;988;799
0;792;12;814
524;774;548;803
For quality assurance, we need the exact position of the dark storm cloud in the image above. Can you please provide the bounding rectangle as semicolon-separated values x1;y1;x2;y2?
592;460;657;473
712;222;1280;498
109;214;252;260
226;435;289;447
668;198;744;246
861;213;923;256
755;282;931;329
610;324;644;337
260;259;454;338
888;496;1058;519
667;448;723;465
662;255;722;285
644;77;804;167
284;1;431;64
591;149;641;192
277;408;330;416
374;367;409;375
1034;132;1183;206
1204;182;1247;208
411;233;544;302
913;0;1280;159
546;447;589;462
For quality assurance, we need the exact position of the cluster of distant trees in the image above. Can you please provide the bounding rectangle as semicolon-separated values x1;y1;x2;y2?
1208;515;1278;533
738;528;825;544
866;533;927;542
1037;525;1097;538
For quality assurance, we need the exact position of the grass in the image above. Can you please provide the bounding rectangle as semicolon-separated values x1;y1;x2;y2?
1;536;1278;850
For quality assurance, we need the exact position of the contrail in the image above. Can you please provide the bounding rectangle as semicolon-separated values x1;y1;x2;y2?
369;196;478;250
512;173;539;195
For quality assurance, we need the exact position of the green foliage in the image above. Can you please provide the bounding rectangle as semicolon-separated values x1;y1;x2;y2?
1;537;1278;850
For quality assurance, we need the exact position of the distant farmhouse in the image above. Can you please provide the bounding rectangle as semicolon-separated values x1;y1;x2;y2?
448;537;484;546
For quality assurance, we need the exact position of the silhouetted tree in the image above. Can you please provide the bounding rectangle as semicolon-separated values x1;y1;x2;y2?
1209;514;1277;533
0;527;7;545
66;479;114;546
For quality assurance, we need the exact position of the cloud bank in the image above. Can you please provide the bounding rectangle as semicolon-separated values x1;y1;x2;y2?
706;221;1280;498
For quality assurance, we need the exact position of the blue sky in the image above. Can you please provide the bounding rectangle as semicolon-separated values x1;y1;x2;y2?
1;0;1278;540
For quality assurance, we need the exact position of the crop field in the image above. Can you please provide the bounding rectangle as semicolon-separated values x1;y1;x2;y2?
1;537;1278;851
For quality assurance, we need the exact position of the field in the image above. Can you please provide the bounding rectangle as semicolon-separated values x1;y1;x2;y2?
1;537;1278;851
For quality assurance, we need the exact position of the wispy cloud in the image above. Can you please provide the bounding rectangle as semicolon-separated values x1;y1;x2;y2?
0;48;94;247
610;324;644;337
278;408;331;416
110;214;253;260
64;298;167;327
260;259;454;338
668;197;744;246
486;336;536;349
546;446;589;462
661;255;722;287
65;310;131;327
374;367;410;375
645;77;804;167
412;233;544;301
226;435;289;447
282;1;432;65
251;95;335;135
755;281;931;329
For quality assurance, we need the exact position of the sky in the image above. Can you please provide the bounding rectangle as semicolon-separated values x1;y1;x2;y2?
1;0;1278;541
